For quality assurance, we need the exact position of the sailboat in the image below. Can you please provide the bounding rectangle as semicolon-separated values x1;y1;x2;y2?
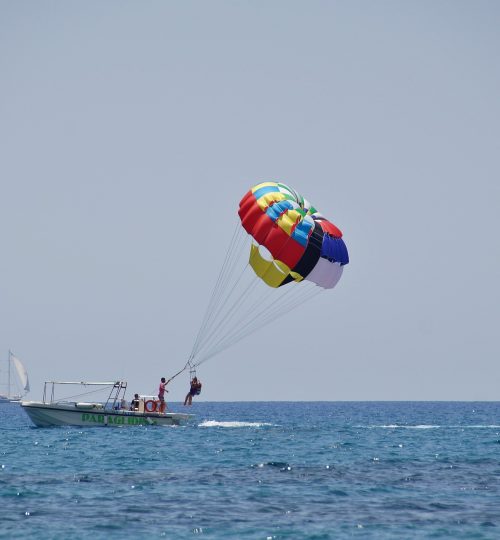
0;350;30;402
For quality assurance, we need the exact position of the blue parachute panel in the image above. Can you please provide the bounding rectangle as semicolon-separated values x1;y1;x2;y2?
320;236;349;265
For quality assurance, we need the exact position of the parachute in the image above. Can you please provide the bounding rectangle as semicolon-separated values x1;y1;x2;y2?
239;182;349;289
173;181;349;381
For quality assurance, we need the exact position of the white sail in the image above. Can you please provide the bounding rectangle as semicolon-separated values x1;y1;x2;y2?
11;353;30;392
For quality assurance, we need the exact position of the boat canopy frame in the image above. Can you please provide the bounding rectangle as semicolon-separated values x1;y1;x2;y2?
42;381;128;410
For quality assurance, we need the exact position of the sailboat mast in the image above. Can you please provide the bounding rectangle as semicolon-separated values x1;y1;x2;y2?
8;350;11;399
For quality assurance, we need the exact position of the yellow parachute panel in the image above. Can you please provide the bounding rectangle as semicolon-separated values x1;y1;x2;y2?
249;244;290;288
256;191;287;212
249;244;304;288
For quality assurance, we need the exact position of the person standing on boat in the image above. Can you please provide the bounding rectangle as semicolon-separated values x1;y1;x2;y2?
158;377;169;412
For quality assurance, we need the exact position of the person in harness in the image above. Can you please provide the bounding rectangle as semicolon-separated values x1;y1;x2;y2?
184;376;202;406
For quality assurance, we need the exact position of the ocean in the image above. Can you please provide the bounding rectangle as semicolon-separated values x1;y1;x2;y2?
1;401;500;539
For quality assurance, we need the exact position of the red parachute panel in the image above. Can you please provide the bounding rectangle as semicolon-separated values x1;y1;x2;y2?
318;220;343;238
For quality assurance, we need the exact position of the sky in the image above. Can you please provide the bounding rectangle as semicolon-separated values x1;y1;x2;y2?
1;1;499;402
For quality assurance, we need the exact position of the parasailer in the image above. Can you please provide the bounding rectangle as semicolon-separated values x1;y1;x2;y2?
184;376;202;406
167;181;349;387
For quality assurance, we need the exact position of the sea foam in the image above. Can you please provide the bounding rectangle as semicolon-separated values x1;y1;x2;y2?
198;420;273;428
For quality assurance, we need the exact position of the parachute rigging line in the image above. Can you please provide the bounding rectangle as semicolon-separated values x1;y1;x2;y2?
193;282;323;367
192;269;298;363
188;219;242;361
188;222;249;362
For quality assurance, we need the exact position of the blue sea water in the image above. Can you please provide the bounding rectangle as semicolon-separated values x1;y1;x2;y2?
1;401;500;539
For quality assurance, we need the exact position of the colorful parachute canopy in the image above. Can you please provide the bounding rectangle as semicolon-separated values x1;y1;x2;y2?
238;182;349;289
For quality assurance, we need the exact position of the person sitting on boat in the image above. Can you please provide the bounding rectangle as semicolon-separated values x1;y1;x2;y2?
184;377;202;406
130;393;140;411
158;377;169;412
115;398;127;410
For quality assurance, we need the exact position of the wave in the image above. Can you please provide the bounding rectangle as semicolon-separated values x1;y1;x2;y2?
460;425;500;429
252;461;291;470
362;425;500;429
198;420;273;428
381;425;440;429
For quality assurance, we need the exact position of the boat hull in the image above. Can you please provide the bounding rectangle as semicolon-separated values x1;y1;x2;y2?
21;401;192;427
0;394;22;403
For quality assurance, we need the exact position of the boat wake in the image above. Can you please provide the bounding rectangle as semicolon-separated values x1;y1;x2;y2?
198;420;274;428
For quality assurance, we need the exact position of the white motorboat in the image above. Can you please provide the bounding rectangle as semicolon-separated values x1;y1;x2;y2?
21;380;193;427
0;350;30;403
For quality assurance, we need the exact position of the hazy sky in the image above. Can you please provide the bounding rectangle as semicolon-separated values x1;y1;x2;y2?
1;1;499;402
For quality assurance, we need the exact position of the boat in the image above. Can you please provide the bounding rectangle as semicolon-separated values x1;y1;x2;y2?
0;350;30;403
21;380;193;427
